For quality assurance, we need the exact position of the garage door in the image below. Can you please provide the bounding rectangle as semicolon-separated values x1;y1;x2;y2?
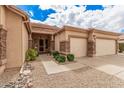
70;37;87;57
96;39;116;56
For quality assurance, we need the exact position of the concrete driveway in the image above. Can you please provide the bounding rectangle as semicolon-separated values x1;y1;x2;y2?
77;54;124;80
42;54;124;80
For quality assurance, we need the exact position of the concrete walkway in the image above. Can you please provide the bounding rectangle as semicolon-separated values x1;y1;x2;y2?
41;55;86;74
40;54;124;80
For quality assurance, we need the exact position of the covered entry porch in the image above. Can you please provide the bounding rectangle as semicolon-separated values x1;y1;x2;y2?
31;23;60;54
32;33;54;54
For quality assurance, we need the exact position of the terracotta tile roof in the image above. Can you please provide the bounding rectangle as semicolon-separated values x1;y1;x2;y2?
54;25;121;36
31;22;60;34
31;22;60;30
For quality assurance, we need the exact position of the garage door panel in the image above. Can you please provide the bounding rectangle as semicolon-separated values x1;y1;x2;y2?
70;38;87;57
96;39;116;56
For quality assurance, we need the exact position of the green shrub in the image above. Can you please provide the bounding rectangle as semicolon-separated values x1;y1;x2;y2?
119;43;124;53
52;51;59;58
56;55;66;63
67;54;75;61
34;48;39;57
25;48;38;61
54;54;60;60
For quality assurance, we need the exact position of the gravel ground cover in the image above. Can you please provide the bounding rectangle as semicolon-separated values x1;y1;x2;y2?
32;61;124;88
0;69;19;87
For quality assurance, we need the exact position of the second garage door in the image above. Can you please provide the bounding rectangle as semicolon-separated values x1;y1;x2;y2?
96;39;116;56
70;37;87;57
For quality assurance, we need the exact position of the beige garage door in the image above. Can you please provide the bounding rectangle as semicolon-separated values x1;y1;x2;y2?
96;39;116;56
70;37;87;57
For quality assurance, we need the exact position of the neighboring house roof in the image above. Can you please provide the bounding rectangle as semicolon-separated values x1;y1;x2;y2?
5;5;32;34
31;22;60;35
55;25;121;36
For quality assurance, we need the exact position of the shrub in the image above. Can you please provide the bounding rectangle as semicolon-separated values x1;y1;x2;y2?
34;48;39;57
56;55;66;63
54;54;60;60
52;51;59;58
119;43;124;53
25;48;38;61
67;54;75;61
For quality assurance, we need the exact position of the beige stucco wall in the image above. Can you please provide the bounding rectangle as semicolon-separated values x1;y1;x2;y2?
70;37;87;57
94;32;118;40
22;22;29;62
65;30;88;40
6;9;23;68
55;31;66;51
96;39;116;56
0;6;6;27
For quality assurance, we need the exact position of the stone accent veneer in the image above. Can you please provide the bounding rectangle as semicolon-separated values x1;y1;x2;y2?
0;25;7;66
87;30;96;57
60;41;70;53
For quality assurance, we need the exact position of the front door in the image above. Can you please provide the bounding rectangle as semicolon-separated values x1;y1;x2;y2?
39;39;49;53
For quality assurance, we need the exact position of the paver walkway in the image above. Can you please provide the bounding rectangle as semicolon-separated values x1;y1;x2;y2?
31;54;124;87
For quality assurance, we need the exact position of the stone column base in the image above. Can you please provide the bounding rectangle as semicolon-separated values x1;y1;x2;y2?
60;41;70;54
50;41;55;51
87;41;96;57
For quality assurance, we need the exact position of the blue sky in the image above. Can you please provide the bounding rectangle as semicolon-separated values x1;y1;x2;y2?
17;5;124;32
17;5;104;21
17;5;56;21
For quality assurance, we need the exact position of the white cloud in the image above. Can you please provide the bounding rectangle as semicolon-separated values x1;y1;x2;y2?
32;5;124;32
30;18;43;23
29;11;34;17
39;5;68;12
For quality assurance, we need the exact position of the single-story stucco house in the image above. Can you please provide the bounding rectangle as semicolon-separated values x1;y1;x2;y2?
32;23;120;57
0;5;122;75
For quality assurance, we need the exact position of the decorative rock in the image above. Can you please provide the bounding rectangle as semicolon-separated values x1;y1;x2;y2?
2;62;33;88
27;82;33;88
23;70;31;75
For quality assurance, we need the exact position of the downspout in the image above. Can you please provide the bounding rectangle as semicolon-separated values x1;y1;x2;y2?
23;20;32;49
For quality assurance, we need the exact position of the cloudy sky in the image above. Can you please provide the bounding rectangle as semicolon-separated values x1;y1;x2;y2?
17;5;124;33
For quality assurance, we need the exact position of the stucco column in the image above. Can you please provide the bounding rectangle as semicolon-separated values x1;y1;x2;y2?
116;39;119;54
50;34;55;51
87;29;96;57
28;33;32;48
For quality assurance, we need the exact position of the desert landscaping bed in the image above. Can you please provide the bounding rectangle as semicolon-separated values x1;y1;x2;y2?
0;63;33;88
0;69;20;87
32;59;124;88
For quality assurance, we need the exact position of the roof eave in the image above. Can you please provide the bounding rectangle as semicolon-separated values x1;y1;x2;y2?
5;5;32;34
